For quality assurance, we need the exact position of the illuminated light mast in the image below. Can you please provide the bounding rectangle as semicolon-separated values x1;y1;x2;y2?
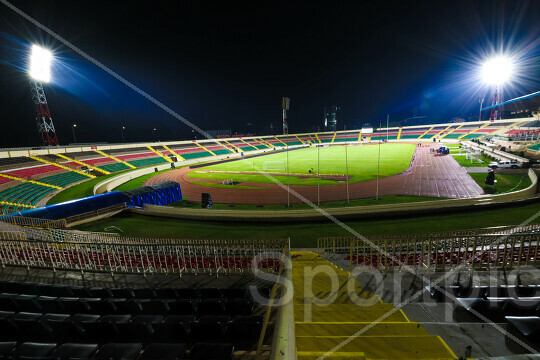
29;45;59;146
481;56;513;121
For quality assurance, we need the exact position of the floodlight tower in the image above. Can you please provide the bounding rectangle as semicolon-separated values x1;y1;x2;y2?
481;56;513;121
282;97;290;135
29;45;59;146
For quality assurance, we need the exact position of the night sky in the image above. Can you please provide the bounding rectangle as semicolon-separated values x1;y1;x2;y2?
0;0;539;147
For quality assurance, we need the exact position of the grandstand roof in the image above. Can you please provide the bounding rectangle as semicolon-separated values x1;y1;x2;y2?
482;90;540;111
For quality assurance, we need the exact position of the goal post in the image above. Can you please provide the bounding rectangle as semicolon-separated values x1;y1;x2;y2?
263;160;286;171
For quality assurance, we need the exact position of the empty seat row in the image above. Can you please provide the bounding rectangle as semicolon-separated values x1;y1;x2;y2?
426;285;540;301
0;281;270;300
0;311;260;348
0;341;233;360
0;295;256;316
455;297;540;320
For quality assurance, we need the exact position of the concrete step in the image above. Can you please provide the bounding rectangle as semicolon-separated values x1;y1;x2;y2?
296;335;457;359
294;303;409;322
295;322;429;337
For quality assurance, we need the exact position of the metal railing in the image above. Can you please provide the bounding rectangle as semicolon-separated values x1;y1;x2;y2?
64;204;127;225
0;237;285;276
318;224;540;254
0;216;67;229
349;232;539;272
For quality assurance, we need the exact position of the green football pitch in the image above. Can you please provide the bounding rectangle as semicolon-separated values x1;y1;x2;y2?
187;143;416;186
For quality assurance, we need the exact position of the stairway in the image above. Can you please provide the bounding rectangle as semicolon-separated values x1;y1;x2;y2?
291;251;457;360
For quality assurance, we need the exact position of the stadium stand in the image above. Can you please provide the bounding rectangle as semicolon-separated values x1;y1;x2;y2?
0;279;267;359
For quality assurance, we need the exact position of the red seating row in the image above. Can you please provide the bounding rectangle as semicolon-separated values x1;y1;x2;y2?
3;165;59;179
115;152;157;161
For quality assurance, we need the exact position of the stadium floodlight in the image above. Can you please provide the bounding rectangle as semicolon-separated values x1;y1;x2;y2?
480;56;513;85
29;44;53;83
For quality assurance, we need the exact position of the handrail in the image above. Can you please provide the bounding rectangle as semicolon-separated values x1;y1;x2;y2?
0;216;67;229
348;232;540;272
0;237;285;276
256;248;288;359
318;223;540;254
269;250;295;360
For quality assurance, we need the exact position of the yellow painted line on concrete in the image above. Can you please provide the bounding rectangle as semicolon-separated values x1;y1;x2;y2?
216;140;235;153
0;173;62;190
357;131;362;141
439;124;463;139
239;139;258;151
297;351;366;360
331;132;337;143
195;142;217;156
458;122;491;140
296;135;306;144
295;322;429;337
397;127;402;139
55;154;110;175
273;136;287;146
162;145;185;161
29;156;95;179
223;140;243;152
296;336;457;359
418;126;434;139
94;150;136;169
147;146;172;162
315;133;321;143
430;125;452;139
257;138;272;148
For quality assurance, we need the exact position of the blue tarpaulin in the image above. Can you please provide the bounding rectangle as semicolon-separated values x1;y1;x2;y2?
0;192;129;221
121;181;182;208
0;182;182;221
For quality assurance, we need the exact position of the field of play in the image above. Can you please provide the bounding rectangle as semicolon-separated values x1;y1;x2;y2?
186;143;416;186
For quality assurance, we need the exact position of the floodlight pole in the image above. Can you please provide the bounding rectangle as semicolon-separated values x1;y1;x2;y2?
317;144;320;206
71;124;77;143
489;85;503;120
287;144;290;207
386;114;389;142
345;142;349;203
30;80;59;147
376;121;381;200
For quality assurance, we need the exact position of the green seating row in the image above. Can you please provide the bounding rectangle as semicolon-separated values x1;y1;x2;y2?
99;162;131;172
127;157;168;167
39;172;88;187
181;151;213;160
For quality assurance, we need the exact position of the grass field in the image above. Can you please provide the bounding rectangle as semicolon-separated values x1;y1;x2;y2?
75;199;540;247
469;172;532;194
187;143;416;186
452;154;492;167
172;195;442;210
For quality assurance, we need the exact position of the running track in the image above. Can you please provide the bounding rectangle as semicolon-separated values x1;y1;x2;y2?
144;145;484;204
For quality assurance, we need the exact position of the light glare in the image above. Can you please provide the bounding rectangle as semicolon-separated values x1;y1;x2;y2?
29;45;52;82
481;56;513;85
